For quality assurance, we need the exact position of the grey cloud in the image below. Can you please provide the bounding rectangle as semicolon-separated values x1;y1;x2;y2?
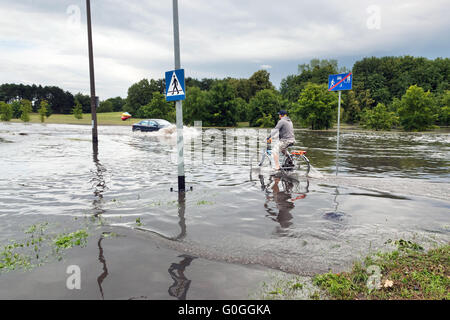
0;0;448;98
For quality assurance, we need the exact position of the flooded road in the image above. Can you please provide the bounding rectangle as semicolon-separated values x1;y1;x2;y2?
0;122;449;299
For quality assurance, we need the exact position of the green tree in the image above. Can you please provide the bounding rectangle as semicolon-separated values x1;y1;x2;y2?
255;112;275;128
234;97;249;122
74;93;91;113
280;59;339;103
20;99;32;122
0;101;13;121
136;92;174;122
97;100;113;113
72;101;83;119
106;96;125;112
38;100;48;122
183;87;209;125
124;79;155;115
343;91;361;124
248;70;275;97
11;101;22;118
397;85;437;131
291;83;338;130
435;90;449;126
206;81;238;127
361;103;398;131
248;89;287;127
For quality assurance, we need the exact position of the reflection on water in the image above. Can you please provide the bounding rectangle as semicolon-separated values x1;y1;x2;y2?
91;145;107;217
97;233;109;300
322;187;346;222
0;123;448;298
175;192;187;240
259;174;309;231
168;254;197;300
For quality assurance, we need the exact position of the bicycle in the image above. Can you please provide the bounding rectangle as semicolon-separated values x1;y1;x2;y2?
251;140;311;176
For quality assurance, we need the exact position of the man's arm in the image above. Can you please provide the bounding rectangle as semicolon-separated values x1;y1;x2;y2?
267;120;283;140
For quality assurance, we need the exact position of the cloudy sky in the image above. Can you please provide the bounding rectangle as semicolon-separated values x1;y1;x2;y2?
0;0;449;99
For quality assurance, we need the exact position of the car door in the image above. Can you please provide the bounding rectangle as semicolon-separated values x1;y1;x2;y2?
148;120;158;131
138;120;148;131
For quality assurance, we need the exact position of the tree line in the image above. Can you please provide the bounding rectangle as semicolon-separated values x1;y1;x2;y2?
1;55;448;131
119;56;449;130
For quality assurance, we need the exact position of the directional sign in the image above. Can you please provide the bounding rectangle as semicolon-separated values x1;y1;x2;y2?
328;72;352;91
165;69;186;101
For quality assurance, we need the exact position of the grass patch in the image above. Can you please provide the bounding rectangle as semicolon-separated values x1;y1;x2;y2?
197;200;215;205
8;112;144;126
0;223;90;273
135;217;143;227
54;230;89;249
313;240;450;300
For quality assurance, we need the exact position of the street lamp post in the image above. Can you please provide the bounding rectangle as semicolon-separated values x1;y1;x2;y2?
86;0;98;145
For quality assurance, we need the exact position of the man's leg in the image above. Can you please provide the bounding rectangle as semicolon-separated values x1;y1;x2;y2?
274;151;280;170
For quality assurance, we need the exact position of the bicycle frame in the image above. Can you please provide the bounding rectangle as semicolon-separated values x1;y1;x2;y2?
257;143;310;175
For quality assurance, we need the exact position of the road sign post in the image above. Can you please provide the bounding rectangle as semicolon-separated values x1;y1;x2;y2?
170;0;185;192
328;72;352;176
86;0;98;147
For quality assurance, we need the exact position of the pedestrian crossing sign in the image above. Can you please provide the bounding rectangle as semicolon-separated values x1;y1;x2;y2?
165;69;186;101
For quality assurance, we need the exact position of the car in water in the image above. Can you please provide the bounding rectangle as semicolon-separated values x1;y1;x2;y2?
132;119;173;132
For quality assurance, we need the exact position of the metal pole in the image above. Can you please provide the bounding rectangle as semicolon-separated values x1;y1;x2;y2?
336;90;341;176
86;0;98;145
172;0;185;191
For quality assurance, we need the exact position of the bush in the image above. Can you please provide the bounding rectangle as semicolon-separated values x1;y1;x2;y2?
97;100;113;113
72;101;83;119
38;100;48;123
248;89;287;127
290;83;338;130
361;103;399;131
0;101;13;121
396;85;437;131
255;113;275;128
136;92;174;122
20;99;32;122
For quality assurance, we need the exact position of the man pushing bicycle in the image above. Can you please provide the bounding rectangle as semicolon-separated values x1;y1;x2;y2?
267;110;296;170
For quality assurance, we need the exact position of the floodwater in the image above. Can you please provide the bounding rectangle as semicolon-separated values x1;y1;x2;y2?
0;122;449;299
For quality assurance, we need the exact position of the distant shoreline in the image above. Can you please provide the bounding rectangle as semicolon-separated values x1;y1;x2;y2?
2;112;449;133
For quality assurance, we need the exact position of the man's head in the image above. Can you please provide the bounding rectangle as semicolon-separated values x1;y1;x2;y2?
278;110;287;118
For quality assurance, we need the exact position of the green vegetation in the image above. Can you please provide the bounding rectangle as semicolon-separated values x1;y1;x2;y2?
136;92;175;122
361;103;399;131
291;83;338;130
254;240;449;300
0;222;90;273
395;85;437;131
313;241;449;300
6;112;143;126
19;99;32;122
38;100;48;122
54;230;88;250
72;101;83;119
1;56;449;131
196;200;215;205
0;101;12;121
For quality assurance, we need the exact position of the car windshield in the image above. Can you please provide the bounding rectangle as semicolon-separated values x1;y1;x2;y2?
156;120;171;126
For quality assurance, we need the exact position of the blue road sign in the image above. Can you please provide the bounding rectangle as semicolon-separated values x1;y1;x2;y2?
165;69;186;101
328;72;352;91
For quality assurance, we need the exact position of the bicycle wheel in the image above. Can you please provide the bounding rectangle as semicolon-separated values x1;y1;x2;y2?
291;154;310;176
250;149;272;177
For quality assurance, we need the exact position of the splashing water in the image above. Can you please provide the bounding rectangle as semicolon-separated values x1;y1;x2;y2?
307;165;324;179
